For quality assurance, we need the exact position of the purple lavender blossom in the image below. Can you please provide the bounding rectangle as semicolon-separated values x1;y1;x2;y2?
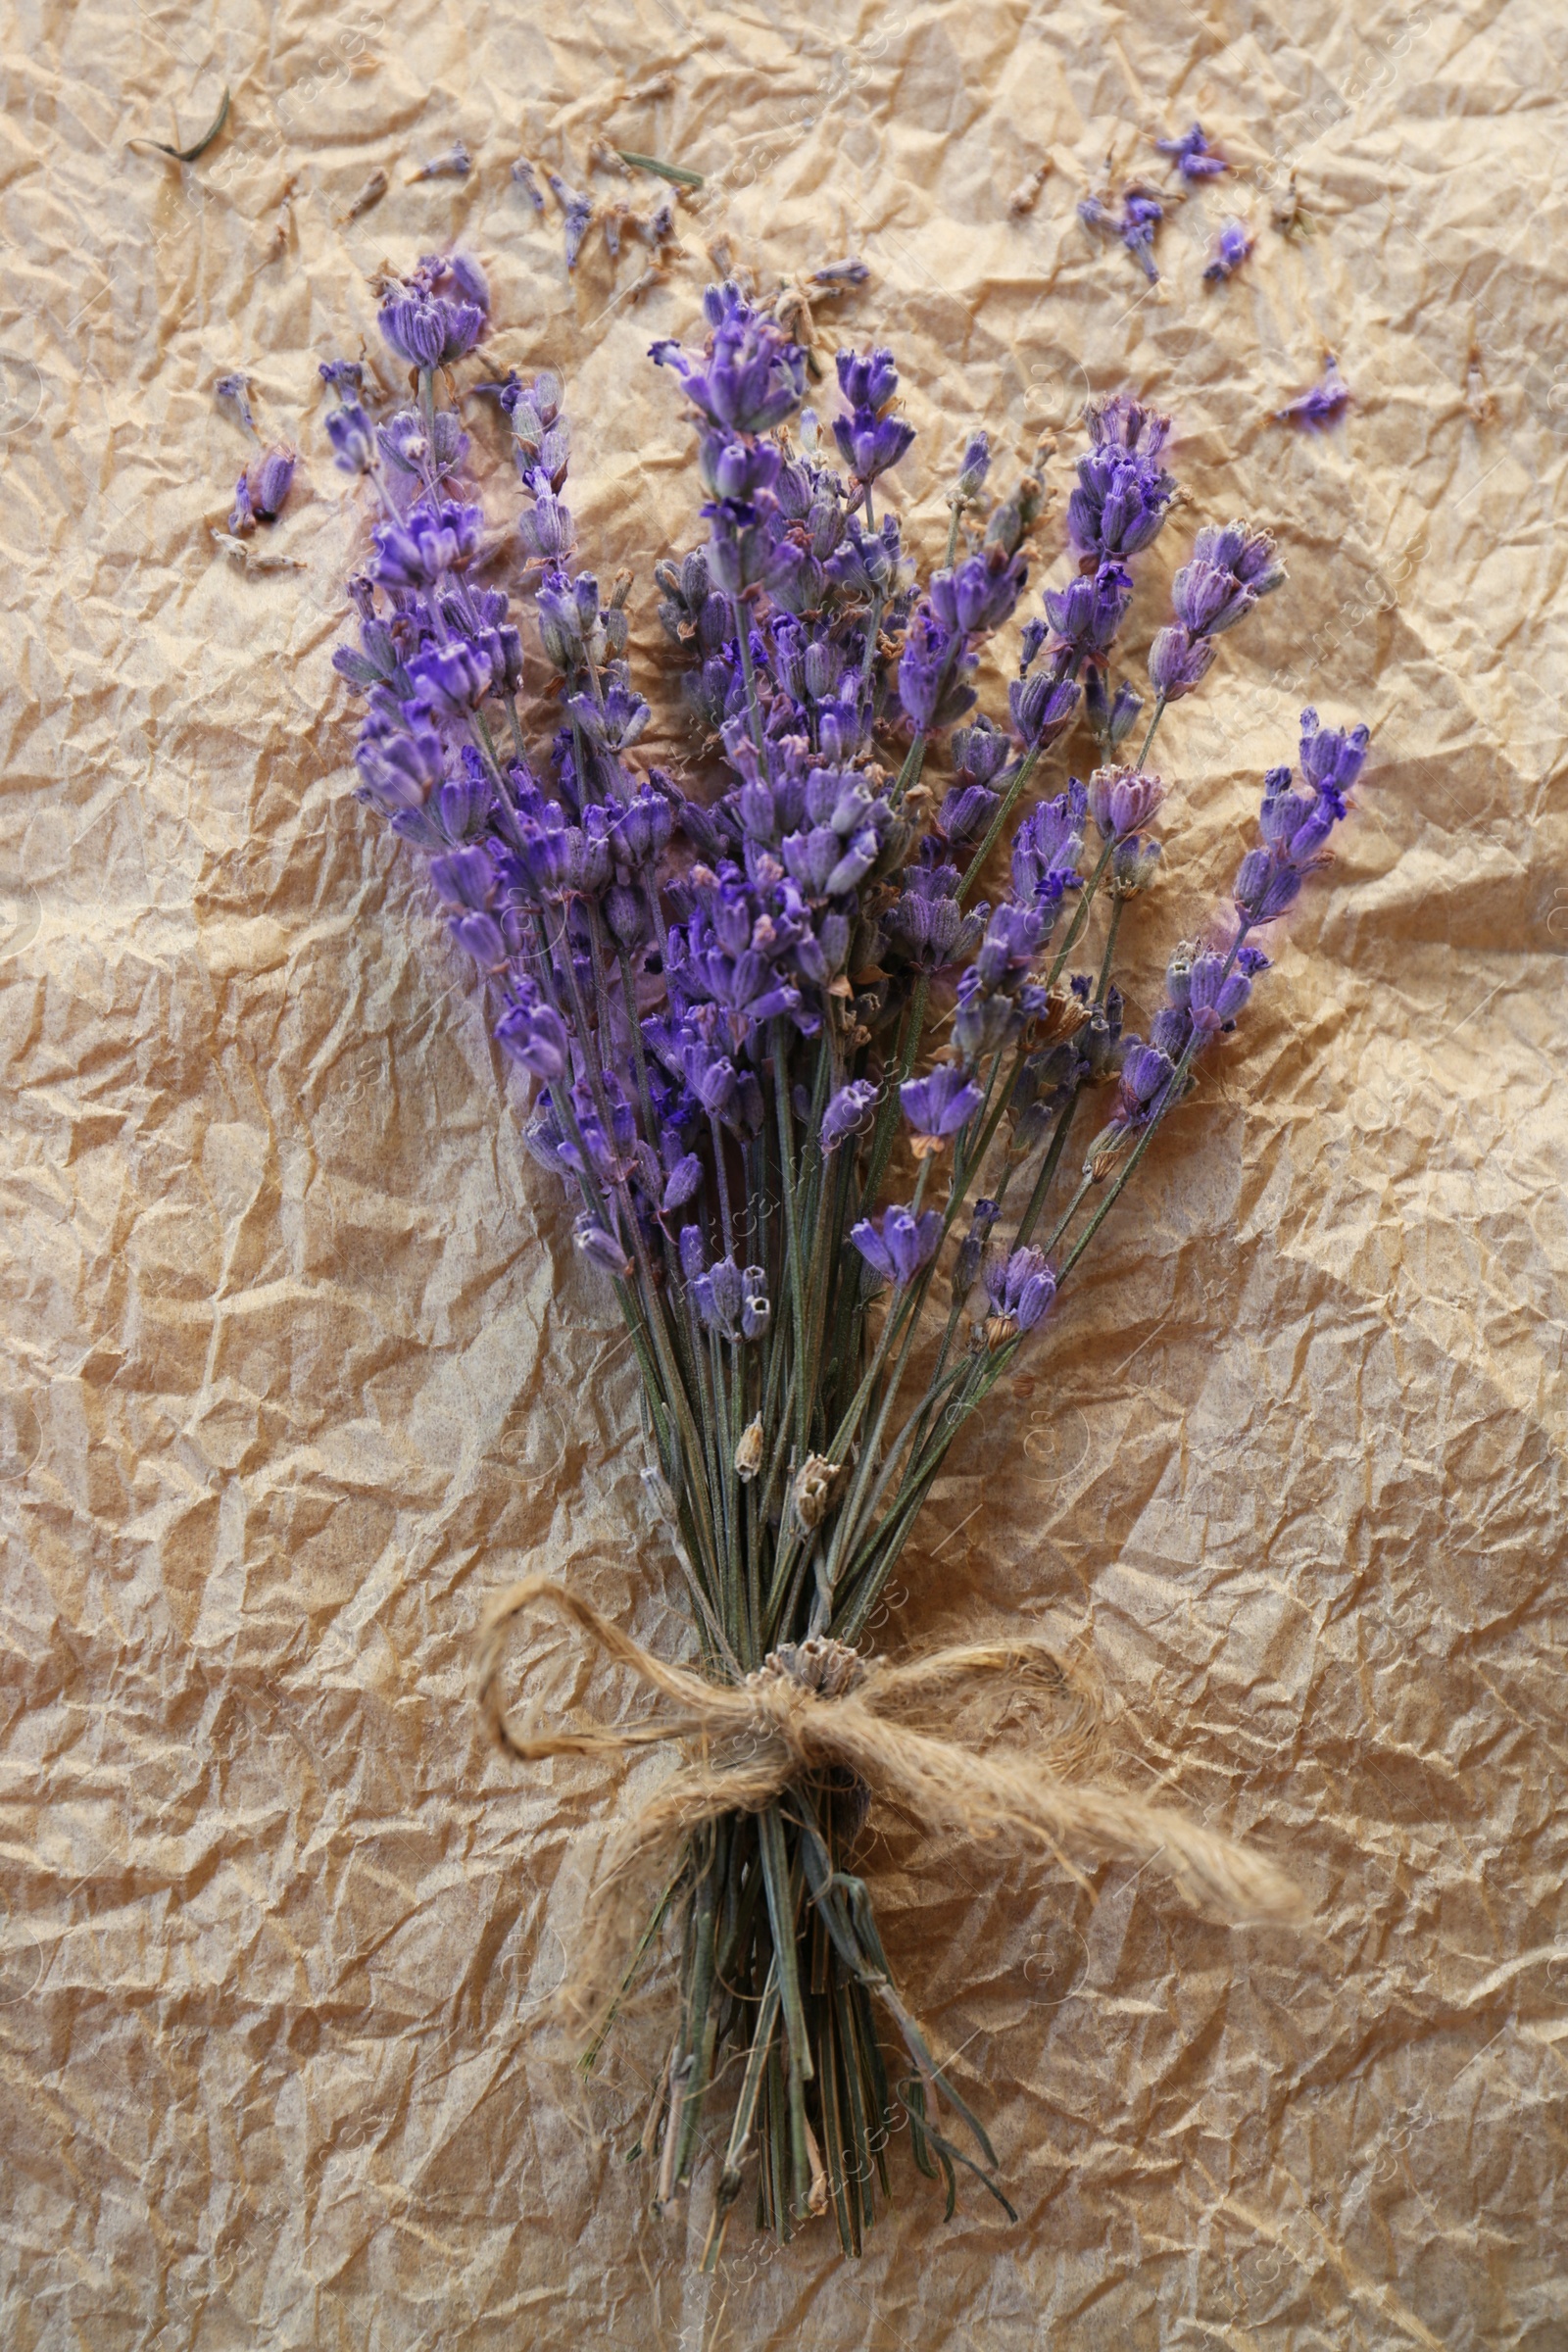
833;344;915;489
821;1079;880;1151
1043;561;1134;673
651;287;807;435
1273;355;1350;429
1120;194;1164;280
1231;714;1362;923
380;285;485;369
1008;670;1079;750
1066;407;1175;561
901;1063;984;1151
850;1203;944;1289
983;1246;1056;1333
1088;765;1165;842
1148;624;1218;702
216;372;256;434
1298;707;1370;800
548;173;594;271
325;401;375;473
1155;122;1228;178
411;142;471;182
1079;190;1163;281
496;986;570;1078
1203;219;1254;281
512;158;546;210
227;471;255;535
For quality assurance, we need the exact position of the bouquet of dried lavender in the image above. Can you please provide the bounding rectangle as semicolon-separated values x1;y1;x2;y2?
318;255;1369;2254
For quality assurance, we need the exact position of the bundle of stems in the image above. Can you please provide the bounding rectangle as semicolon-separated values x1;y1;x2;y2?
318;256;1369;2247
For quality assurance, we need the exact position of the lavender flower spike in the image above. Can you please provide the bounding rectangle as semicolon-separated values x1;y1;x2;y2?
652;286;807;435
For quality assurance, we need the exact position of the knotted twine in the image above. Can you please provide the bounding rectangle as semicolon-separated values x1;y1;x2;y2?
478;1572;1303;2027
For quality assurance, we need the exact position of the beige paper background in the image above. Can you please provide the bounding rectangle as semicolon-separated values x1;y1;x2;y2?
2;0;1566;2343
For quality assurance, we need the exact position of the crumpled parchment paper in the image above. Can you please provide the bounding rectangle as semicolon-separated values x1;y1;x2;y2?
2;0;1565;2343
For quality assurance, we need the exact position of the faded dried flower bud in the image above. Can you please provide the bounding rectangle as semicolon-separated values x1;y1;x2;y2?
792;1454;838;1531
735;1418;764;1482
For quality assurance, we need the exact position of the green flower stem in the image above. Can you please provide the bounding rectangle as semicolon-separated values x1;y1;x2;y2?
1134;690;1168;772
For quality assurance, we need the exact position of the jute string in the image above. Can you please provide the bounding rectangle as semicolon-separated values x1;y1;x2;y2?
478;1573;1303;2022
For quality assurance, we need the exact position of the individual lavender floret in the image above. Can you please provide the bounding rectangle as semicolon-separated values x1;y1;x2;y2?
850;1202;944;1289
1273;353;1350;428
1109;832;1161;898
512;157;546;210
216;371;256;434
982;1245;1056;1339
250;445;296;521
548;172;594;270
227;444;295;532
1298;705;1371;800
1162;942;1267;1039
1203;219;1254;281
811;258;870;287
575;1215;632;1278
901;1064;984;1154
1008;668;1079;751
952;1197;1001;1298
1156;122;1228;178
1084;672;1143;750
1148;625;1217;700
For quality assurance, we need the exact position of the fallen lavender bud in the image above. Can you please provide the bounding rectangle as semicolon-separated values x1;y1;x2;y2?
410;141;471;182
340;168;389;224
548;172;594;270
215;371;256;434
1274;353;1351;427
1155;121;1228;177
250;445;296;521
511;157;546;210
1203;218;1255;280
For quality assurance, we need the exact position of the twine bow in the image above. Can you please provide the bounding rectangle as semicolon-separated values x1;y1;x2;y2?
477;1575;1303;1977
